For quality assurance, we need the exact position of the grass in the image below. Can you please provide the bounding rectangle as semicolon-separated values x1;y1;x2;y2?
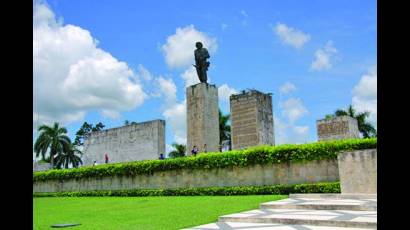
34;195;287;230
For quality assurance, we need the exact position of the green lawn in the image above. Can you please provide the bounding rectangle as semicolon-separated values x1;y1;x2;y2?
34;195;287;230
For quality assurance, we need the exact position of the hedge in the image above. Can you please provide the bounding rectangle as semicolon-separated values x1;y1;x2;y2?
33;138;376;182
33;182;340;197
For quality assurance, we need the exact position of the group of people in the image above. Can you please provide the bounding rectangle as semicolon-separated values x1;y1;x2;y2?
93;153;109;166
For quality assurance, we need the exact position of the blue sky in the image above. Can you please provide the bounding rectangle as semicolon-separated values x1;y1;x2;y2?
33;0;377;155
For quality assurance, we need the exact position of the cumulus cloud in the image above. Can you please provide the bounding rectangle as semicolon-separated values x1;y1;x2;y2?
181;66;200;88
310;41;338;71
136;64;153;81
280;98;309;123
275;90;310;144
156;77;187;144
352;65;377;124
274;23;310;49
218;84;238;102
279;82;297;94
275;117;310;144
161;25;217;69
33;1;146;127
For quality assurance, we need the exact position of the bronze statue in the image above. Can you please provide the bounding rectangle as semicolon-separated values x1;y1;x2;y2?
193;42;210;83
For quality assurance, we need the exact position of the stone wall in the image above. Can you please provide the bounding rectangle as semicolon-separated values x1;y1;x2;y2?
33;159;339;193
338;148;377;194
230;90;274;150
317;116;360;141
83;120;165;165
186;83;220;154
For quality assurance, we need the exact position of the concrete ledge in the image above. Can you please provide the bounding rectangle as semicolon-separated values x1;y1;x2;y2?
260;197;376;211
289;194;377;199
184;222;374;230
219;209;376;229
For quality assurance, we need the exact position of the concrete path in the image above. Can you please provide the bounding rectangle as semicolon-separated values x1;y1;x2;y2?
184;194;377;229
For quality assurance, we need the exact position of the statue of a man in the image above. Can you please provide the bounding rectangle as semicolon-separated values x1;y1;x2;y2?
194;42;210;83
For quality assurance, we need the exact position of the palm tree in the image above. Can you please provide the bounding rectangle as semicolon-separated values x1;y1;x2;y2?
168;143;186;158
219;109;231;149
333;105;376;138
55;144;83;169
34;122;71;169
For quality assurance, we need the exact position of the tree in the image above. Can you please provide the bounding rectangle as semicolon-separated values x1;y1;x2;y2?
34;122;71;169
74;122;105;146
168;143;186;158
219;109;231;149
124;120;137;125
333;105;376;138
55;144;83;169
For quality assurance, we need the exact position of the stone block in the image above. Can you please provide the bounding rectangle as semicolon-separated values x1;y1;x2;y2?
337;148;377;194
317;116;360;141
230;90;274;150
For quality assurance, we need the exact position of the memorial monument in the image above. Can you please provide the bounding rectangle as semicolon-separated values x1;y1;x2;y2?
230;90;274;150
316;115;360;141
83;119;165;165
186;42;219;154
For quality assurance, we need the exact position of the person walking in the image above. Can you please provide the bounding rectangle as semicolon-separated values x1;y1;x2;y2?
105;154;109;164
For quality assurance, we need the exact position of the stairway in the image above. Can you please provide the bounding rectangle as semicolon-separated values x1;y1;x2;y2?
184;194;377;230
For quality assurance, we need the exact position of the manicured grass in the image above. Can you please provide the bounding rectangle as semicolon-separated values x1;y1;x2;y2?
34;195;287;230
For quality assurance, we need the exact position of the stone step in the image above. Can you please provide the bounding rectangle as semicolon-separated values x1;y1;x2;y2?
183;222;374;230
218;208;376;229
289;193;377;200
260;198;376;211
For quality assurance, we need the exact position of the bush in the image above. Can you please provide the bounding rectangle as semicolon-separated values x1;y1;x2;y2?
33;182;340;197
33;138;376;182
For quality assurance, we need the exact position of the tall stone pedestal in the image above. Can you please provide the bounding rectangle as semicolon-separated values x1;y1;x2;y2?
186;83;220;154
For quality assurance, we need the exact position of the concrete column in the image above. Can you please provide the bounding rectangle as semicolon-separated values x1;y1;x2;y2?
186;83;220;154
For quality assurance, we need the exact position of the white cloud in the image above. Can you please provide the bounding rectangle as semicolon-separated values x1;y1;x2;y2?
33;1;146;127
352;65;377;124
310;41;338;71
161;25;217;68
239;10;249;26
274;23;310;49
156;77;177;104
280;98;309;123
163;101;187;144
136;64;153;81
275;117;310;144
240;10;248;18
156;77;187;144
218;84;238;102
279;82;297;94
181;66;200;88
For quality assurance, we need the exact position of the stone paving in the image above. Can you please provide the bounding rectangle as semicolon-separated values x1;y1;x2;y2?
184;194;377;230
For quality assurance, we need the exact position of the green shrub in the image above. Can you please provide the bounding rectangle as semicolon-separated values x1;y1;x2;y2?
33;138;376;182
33;182;340;197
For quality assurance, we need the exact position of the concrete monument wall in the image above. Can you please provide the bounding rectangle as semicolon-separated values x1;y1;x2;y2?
33;159;339;193
83;120;165;165
338;148;377;194
317;116;360;141
230;90;274;150
186;83;219;154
